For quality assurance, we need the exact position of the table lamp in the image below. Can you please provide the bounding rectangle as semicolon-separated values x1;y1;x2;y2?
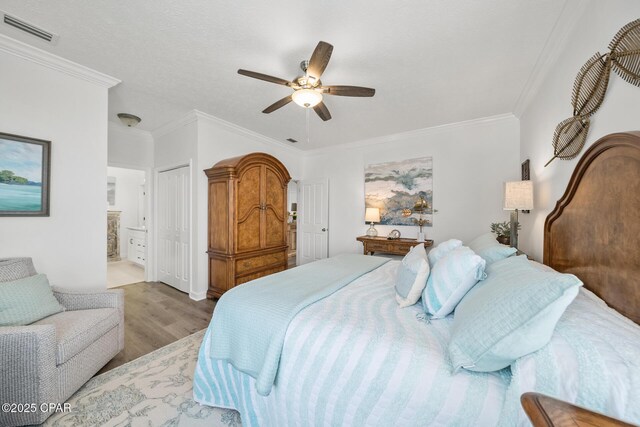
365;207;381;237
503;181;534;249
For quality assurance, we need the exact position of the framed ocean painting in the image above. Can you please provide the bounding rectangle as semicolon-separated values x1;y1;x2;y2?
365;156;433;226
0;133;51;216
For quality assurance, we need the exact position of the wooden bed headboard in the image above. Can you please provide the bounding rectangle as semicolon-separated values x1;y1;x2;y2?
544;131;640;324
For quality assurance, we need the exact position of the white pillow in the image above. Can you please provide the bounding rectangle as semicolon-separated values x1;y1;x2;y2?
467;232;517;266
427;239;462;267
395;243;430;308
422;246;486;318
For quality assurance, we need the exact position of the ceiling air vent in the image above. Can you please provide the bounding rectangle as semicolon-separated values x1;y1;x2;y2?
286;138;298;143
3;12;58;43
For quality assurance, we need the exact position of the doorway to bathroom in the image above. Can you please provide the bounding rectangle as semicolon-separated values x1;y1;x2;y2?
287;180;299;268
106;166;148;288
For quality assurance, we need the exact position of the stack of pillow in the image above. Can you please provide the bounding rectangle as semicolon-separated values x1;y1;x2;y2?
394;232;583;373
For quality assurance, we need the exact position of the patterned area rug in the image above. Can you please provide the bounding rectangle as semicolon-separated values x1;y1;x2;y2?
45;330;242;426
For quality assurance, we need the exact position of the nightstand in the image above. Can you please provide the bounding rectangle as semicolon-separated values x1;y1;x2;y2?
521;392;635;427
356;236;433;256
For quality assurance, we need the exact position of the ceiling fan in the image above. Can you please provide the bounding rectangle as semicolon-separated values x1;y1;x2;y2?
237;41;375;121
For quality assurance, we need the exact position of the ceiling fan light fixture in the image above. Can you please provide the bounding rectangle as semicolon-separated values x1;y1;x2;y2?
292;88;322;108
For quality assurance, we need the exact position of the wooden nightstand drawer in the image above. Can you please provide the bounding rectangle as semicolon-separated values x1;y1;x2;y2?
365;241;390;252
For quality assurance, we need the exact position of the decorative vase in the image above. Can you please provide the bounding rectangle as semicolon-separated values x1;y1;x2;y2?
496;235;510;245
417;232;425;242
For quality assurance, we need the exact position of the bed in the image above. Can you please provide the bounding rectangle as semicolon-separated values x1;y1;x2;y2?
194;131;640;426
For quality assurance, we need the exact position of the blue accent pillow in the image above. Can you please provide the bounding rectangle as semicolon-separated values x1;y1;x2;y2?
395;243;430;308
422;246;486;318
467;232;517;265
448;255;582;373
427;239;462;267
0;274;64;326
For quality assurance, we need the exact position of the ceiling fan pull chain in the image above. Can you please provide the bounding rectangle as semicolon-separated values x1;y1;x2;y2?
306;108;310;144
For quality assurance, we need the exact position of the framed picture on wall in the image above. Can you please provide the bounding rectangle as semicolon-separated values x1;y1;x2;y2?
364;156;433;226
0;132;51;217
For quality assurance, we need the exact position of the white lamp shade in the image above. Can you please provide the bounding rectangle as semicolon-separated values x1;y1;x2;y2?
504;181;534;210
365;207;381;223
292;88;323;108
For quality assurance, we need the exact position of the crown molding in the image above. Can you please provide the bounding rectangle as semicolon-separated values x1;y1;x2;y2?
152;109;300;154
303;113;518;156
512;0;589;117
150;110;199;139
192;110;301;154
0;33;120;88
108;120;154;141
152;111;515;157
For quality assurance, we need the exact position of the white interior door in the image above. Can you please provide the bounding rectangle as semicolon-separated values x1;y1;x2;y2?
298;178;329;265
157;166;190;293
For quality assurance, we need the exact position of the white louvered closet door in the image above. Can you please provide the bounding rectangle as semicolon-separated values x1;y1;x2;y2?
157;166;190;293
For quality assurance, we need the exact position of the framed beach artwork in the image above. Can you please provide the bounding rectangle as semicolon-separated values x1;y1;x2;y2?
0;133;51;217
365;156;433;226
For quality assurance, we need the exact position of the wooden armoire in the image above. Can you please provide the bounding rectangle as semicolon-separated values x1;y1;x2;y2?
205;152;291;298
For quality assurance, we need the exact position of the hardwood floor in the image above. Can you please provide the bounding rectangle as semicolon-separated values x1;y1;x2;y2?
98;281;216;374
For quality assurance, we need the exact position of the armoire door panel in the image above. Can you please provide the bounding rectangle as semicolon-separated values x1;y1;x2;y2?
265;207;285;247
265;167;285;210
209;181;229;252
237;165;261;219
237;208;261;251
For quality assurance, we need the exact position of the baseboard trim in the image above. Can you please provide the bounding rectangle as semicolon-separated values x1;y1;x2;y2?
189;290;207;301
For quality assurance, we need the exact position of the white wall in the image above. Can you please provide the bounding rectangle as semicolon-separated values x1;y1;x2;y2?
107;166;145;258
302;115;520;256
0;41;117;289
108;122;154;168
518;0;640;260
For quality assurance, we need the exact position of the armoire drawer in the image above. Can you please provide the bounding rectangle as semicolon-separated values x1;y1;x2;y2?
236;265;285;285
236;252;284;275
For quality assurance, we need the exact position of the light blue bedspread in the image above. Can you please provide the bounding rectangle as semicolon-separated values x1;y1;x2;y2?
195;261;640;426
203;253;389;396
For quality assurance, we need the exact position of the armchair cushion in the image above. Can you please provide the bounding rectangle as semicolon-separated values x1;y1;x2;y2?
0;274;64;326
52;287;125;352
31;308;120;365
52;287;123;311
0;257;37;282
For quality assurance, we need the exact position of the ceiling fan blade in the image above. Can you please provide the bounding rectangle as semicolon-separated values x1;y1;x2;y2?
262;95;293;114
313;101;332;121
323;85;375;97
307;41;333;80
238;69;291;86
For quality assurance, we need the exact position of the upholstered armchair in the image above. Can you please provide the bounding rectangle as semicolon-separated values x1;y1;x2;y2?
0;258;124;426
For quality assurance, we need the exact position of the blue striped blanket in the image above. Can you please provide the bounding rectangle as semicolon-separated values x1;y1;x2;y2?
194;260;640;426
202;254;389;396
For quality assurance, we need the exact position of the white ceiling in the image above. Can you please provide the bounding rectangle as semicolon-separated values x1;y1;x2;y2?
0;0;567;149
